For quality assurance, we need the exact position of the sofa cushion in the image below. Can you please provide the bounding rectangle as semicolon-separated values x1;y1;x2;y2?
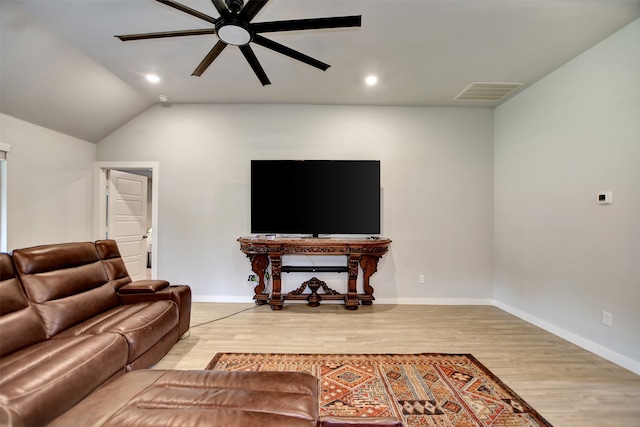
11;242;119;337
0;332;129;427
118;285;192;338
0;253;47;357
94;239;133;288
35;285;121;338
48;370;320;427
55;300;179;362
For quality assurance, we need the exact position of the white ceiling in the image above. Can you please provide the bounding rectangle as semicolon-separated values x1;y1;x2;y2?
2;0;639;142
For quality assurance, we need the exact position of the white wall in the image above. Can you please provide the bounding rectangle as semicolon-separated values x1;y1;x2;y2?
3;19;637;373
1;113;96;250
494;19;640;371
97;105;494;304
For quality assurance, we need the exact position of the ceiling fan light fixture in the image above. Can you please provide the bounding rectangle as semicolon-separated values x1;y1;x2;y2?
216;20;251;46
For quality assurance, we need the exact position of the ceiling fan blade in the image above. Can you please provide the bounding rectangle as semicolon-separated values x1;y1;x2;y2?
210;0;229;17
116;28;216;41
251;15;361;33
252;34;330;71
239;0;269;21
192;41;228;76
155;0;217;25
239;45;271;86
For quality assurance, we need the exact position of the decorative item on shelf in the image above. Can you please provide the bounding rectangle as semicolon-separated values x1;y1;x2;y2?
288;277;341;307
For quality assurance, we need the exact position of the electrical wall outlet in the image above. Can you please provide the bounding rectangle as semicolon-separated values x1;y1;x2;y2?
418;274;425;284
602;311;612;327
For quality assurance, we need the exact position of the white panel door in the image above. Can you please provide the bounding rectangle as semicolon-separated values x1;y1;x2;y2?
107;170;148;281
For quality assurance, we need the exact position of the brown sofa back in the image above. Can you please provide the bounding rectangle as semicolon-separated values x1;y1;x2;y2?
11;242;119;338
94;239;133;288
0;253;47;357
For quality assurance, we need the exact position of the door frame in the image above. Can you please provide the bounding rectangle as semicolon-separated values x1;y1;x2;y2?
94;161;159;279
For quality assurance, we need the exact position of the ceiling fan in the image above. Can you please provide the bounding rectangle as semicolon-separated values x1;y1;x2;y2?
115;0;362;86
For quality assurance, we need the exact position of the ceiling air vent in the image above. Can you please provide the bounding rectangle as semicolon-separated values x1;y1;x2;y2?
455;82;524;101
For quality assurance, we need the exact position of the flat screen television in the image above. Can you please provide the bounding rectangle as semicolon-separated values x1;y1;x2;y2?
251;160;380;237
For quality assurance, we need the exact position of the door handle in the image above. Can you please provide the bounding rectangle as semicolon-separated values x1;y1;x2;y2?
142;234;148;239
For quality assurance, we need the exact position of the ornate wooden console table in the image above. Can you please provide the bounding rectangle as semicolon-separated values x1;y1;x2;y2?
237;237;391;310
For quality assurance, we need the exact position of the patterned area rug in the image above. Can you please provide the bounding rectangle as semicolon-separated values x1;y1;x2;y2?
206;353;552;427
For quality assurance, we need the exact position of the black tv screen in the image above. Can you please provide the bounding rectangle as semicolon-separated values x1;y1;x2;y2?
251;160;380;237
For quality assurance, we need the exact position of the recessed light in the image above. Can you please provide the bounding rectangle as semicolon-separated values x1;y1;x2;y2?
365;75;378;86
146;74;161;84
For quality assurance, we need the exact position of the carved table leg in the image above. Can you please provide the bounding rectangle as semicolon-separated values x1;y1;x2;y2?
249;254;269;305
359;255;381;306
345;254;361;310
269;254;283;311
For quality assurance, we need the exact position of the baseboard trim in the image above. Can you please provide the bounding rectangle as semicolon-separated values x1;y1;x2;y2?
192;296;496;306
193;295;254;303
375;297;495;305
494;300;640;376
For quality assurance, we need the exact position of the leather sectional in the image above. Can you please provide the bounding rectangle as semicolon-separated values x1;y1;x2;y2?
0;240;401;427
0;240;191;426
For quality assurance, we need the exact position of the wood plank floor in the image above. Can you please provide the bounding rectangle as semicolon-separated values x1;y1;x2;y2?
155;303;640;427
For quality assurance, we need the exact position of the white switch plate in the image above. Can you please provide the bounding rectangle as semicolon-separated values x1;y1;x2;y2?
418;274;425;284
602;311;612;327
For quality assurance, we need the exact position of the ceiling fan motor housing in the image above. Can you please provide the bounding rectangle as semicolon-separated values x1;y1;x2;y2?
226;0;244;14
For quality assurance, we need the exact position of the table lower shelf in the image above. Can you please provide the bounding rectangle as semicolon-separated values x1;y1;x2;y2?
254;294;375;307
256;277;375;310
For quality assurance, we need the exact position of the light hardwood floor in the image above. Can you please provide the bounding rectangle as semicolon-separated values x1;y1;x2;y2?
155;303;640;427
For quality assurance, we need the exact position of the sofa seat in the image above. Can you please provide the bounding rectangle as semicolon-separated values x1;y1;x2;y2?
54;300;179;363
48;370;320;427
117;285;192;338
0;333;128;427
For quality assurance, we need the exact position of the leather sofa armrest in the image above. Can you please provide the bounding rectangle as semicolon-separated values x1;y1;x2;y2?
118;280;169;294
319;417;404;427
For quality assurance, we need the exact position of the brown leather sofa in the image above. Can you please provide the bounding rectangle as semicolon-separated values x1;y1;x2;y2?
1;240;400;427
0;240;191;427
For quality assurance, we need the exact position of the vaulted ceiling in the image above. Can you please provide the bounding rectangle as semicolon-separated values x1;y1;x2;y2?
2;0;639;142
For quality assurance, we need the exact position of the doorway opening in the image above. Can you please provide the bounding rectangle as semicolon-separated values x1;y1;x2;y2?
94;162;159;280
